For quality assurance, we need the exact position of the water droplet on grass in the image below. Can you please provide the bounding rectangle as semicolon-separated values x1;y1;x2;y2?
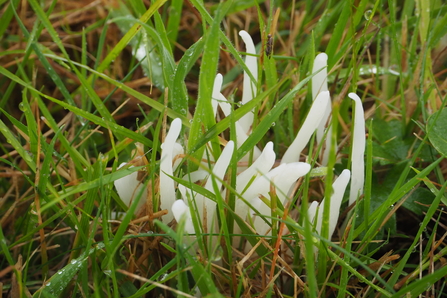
19;103;27;112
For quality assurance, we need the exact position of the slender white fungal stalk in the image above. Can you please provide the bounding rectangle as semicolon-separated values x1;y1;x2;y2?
160;118;182;223
176;141;235;234
201;141;234;231
233;142;276;228
312;53;334;165
211;74;261;163
348;93;365;206
114;163;147;214
312;53;328;101
175;171;207;233
238;30;257;135
212;73;226;116
282;91;331;163
236;142;276;194
307;201;319;226
242;162;311;236
172;199;195;234
309;169;351;239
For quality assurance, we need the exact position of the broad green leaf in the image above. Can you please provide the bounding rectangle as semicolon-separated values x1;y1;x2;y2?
427;108;447;157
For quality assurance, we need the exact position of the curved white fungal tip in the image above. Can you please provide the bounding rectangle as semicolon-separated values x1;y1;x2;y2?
293;162;312;177
205;141;234;191
172;200;195;234
114;163;147;214
214;73;223;92
282;91;330;163
311;169;350;241
308;201;319;224
160;118;183;223
335;169;351;189
212;74;224;116
236;141;276;193
170;118;182;138
244;161;312;237
327;169;351;238
348;92;360;102
172;200;188;222
238;30;256;55
238;30;258;134
315;52;328;64
312;53;330;146
312;53;329;101
265;141;274;151
199;141;235;231
348;93;365;206
272;162;311;203
234;142;275;223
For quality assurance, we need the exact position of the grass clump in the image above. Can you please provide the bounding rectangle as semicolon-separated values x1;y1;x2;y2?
1;0;447;297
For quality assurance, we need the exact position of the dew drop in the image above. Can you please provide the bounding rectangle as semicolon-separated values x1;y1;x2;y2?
364;10;373;21
211;245;223;262
19;103;27;112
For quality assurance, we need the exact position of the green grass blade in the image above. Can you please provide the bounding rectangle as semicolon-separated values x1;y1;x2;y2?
173;38;205;116
166;0;184;45
187;2;232;163
33;243;105;297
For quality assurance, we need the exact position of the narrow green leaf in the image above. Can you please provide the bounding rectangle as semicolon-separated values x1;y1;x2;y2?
187;2;233;163
33;243;105;297
0;0;20;39
166;0;184;45
173;38;205;116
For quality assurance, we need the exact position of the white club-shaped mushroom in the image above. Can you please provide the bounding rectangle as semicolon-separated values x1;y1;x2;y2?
238;30;257;135
114;163;147;214
233;142;276;227
348;93;365;206
211;74;261;161
310;169;351;239
311;53;334;165
244;162;311;236
172;199;195;234
160;118;182;223
236;142;276;194
212;73;226;117
312;53;328;101
282;91;331;163
201;141;235;231
178;141;235;234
